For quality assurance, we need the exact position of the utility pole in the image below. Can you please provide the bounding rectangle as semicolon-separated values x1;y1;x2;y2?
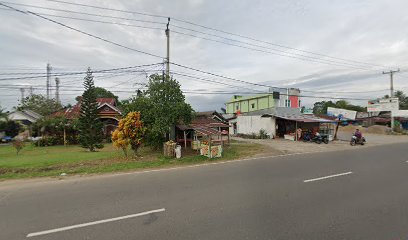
55;77;60;104
165;17;170;79
382;69;400;131
20;88;25;102
46;63;52;99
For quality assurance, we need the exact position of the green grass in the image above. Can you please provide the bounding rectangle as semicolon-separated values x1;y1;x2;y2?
0;142;264;180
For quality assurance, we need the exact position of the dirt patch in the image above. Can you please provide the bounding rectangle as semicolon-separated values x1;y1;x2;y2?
339;125;391;135
366;125;391;134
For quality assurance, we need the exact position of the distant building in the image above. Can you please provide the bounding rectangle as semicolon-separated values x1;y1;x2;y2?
8;110;42;125
225;88;301;114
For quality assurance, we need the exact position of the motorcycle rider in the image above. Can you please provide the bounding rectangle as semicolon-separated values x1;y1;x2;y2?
354;129;362;140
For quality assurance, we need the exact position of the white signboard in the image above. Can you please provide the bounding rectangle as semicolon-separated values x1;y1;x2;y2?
327;107;357;120
393;110;408;117
367;98;399;112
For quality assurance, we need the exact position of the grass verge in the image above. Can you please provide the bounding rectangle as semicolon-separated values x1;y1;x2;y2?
0;142;265;180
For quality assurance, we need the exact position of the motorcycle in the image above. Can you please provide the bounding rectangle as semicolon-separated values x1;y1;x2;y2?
303;132;329;144
350;135;366;146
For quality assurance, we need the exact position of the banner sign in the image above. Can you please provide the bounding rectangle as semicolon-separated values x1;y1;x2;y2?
327;107;357;120
367;98;399;112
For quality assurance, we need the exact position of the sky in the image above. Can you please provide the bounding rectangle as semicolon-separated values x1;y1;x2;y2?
1;0;408;112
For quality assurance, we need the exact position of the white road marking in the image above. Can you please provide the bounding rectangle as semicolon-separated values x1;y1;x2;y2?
26;208;165;238
303;172;353;183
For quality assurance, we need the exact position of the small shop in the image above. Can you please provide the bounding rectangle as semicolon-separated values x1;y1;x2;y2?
274;115;337;141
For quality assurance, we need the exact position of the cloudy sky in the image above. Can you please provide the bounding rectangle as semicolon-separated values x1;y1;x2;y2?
1;0;408;112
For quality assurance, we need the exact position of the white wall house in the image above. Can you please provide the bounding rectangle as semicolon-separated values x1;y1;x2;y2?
237;115;276;137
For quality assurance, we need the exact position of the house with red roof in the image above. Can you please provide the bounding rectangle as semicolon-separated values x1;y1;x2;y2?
53;97;121;137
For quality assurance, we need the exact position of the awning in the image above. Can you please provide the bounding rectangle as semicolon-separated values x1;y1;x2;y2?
272;115;337;123
176;124;222;136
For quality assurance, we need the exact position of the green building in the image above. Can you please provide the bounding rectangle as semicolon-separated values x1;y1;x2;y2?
225;94;276;114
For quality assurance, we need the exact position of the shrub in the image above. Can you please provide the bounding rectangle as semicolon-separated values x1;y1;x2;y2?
33;136;63;147
12;139;25;155
259;129;268;139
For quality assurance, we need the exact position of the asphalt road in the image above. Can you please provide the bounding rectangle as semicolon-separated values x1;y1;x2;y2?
1;142;408;240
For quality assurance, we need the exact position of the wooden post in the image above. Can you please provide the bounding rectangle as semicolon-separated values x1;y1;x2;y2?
334;117;340;140
208;134;212;158
295;121;298;141
63;127;67;147
184;130;187;148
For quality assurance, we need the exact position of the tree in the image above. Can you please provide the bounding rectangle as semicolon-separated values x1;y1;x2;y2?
121;74;193;148
313;100;365;115
393;90;408;110
75;87;119;103
112;112;146;156
12;139;25;155
18;94;62;116
313;101;336;115
0;120;21;138
78;68;104;151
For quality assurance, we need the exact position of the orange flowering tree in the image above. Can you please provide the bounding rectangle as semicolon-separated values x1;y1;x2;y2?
112;112;146;156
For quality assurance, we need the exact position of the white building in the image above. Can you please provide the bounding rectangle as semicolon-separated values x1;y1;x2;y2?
8;110;42;125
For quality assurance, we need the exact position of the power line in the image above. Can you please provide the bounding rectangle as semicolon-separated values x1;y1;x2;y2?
21;11;165;31
0;2;167;25
39;0;387;69
0;2;382;70
170;71;265;93
0;63;162;81
0;2;389;99
0;85;372;100
44;0;168;19
172;30;373;70
0;3;165;59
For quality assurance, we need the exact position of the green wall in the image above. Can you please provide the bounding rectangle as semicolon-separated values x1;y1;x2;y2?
225;94;275;114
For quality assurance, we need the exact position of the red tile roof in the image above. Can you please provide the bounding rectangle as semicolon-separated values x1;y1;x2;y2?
52;98;119;119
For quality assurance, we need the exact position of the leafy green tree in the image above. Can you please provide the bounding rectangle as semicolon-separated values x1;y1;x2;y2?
313;100;365;114
0;120;21;137
313;101;336;115
17;94;62;116
78;68;104;151
75;87;119;103
394;90;408;110
121;74;193;148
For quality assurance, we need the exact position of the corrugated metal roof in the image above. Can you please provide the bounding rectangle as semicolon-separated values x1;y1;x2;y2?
176;125;222;136
240;107;335;123
242;107;301;117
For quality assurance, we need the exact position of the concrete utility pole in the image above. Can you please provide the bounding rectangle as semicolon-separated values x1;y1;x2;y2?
20;88;25;102
46;63;52;99
55;77;60;104
382;69;400;131
383;69;400;98
165;17;170;78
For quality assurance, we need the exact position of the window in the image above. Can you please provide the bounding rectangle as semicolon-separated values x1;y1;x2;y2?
251;103;255;108
285;100;291;107
236;104;239;110
298;100;301;107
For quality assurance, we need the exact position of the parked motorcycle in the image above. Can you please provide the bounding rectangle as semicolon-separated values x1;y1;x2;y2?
303;132;329;144
350;135;366;146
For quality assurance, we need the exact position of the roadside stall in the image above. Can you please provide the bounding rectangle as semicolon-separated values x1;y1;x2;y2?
275;115;337;141
176;124;228;158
